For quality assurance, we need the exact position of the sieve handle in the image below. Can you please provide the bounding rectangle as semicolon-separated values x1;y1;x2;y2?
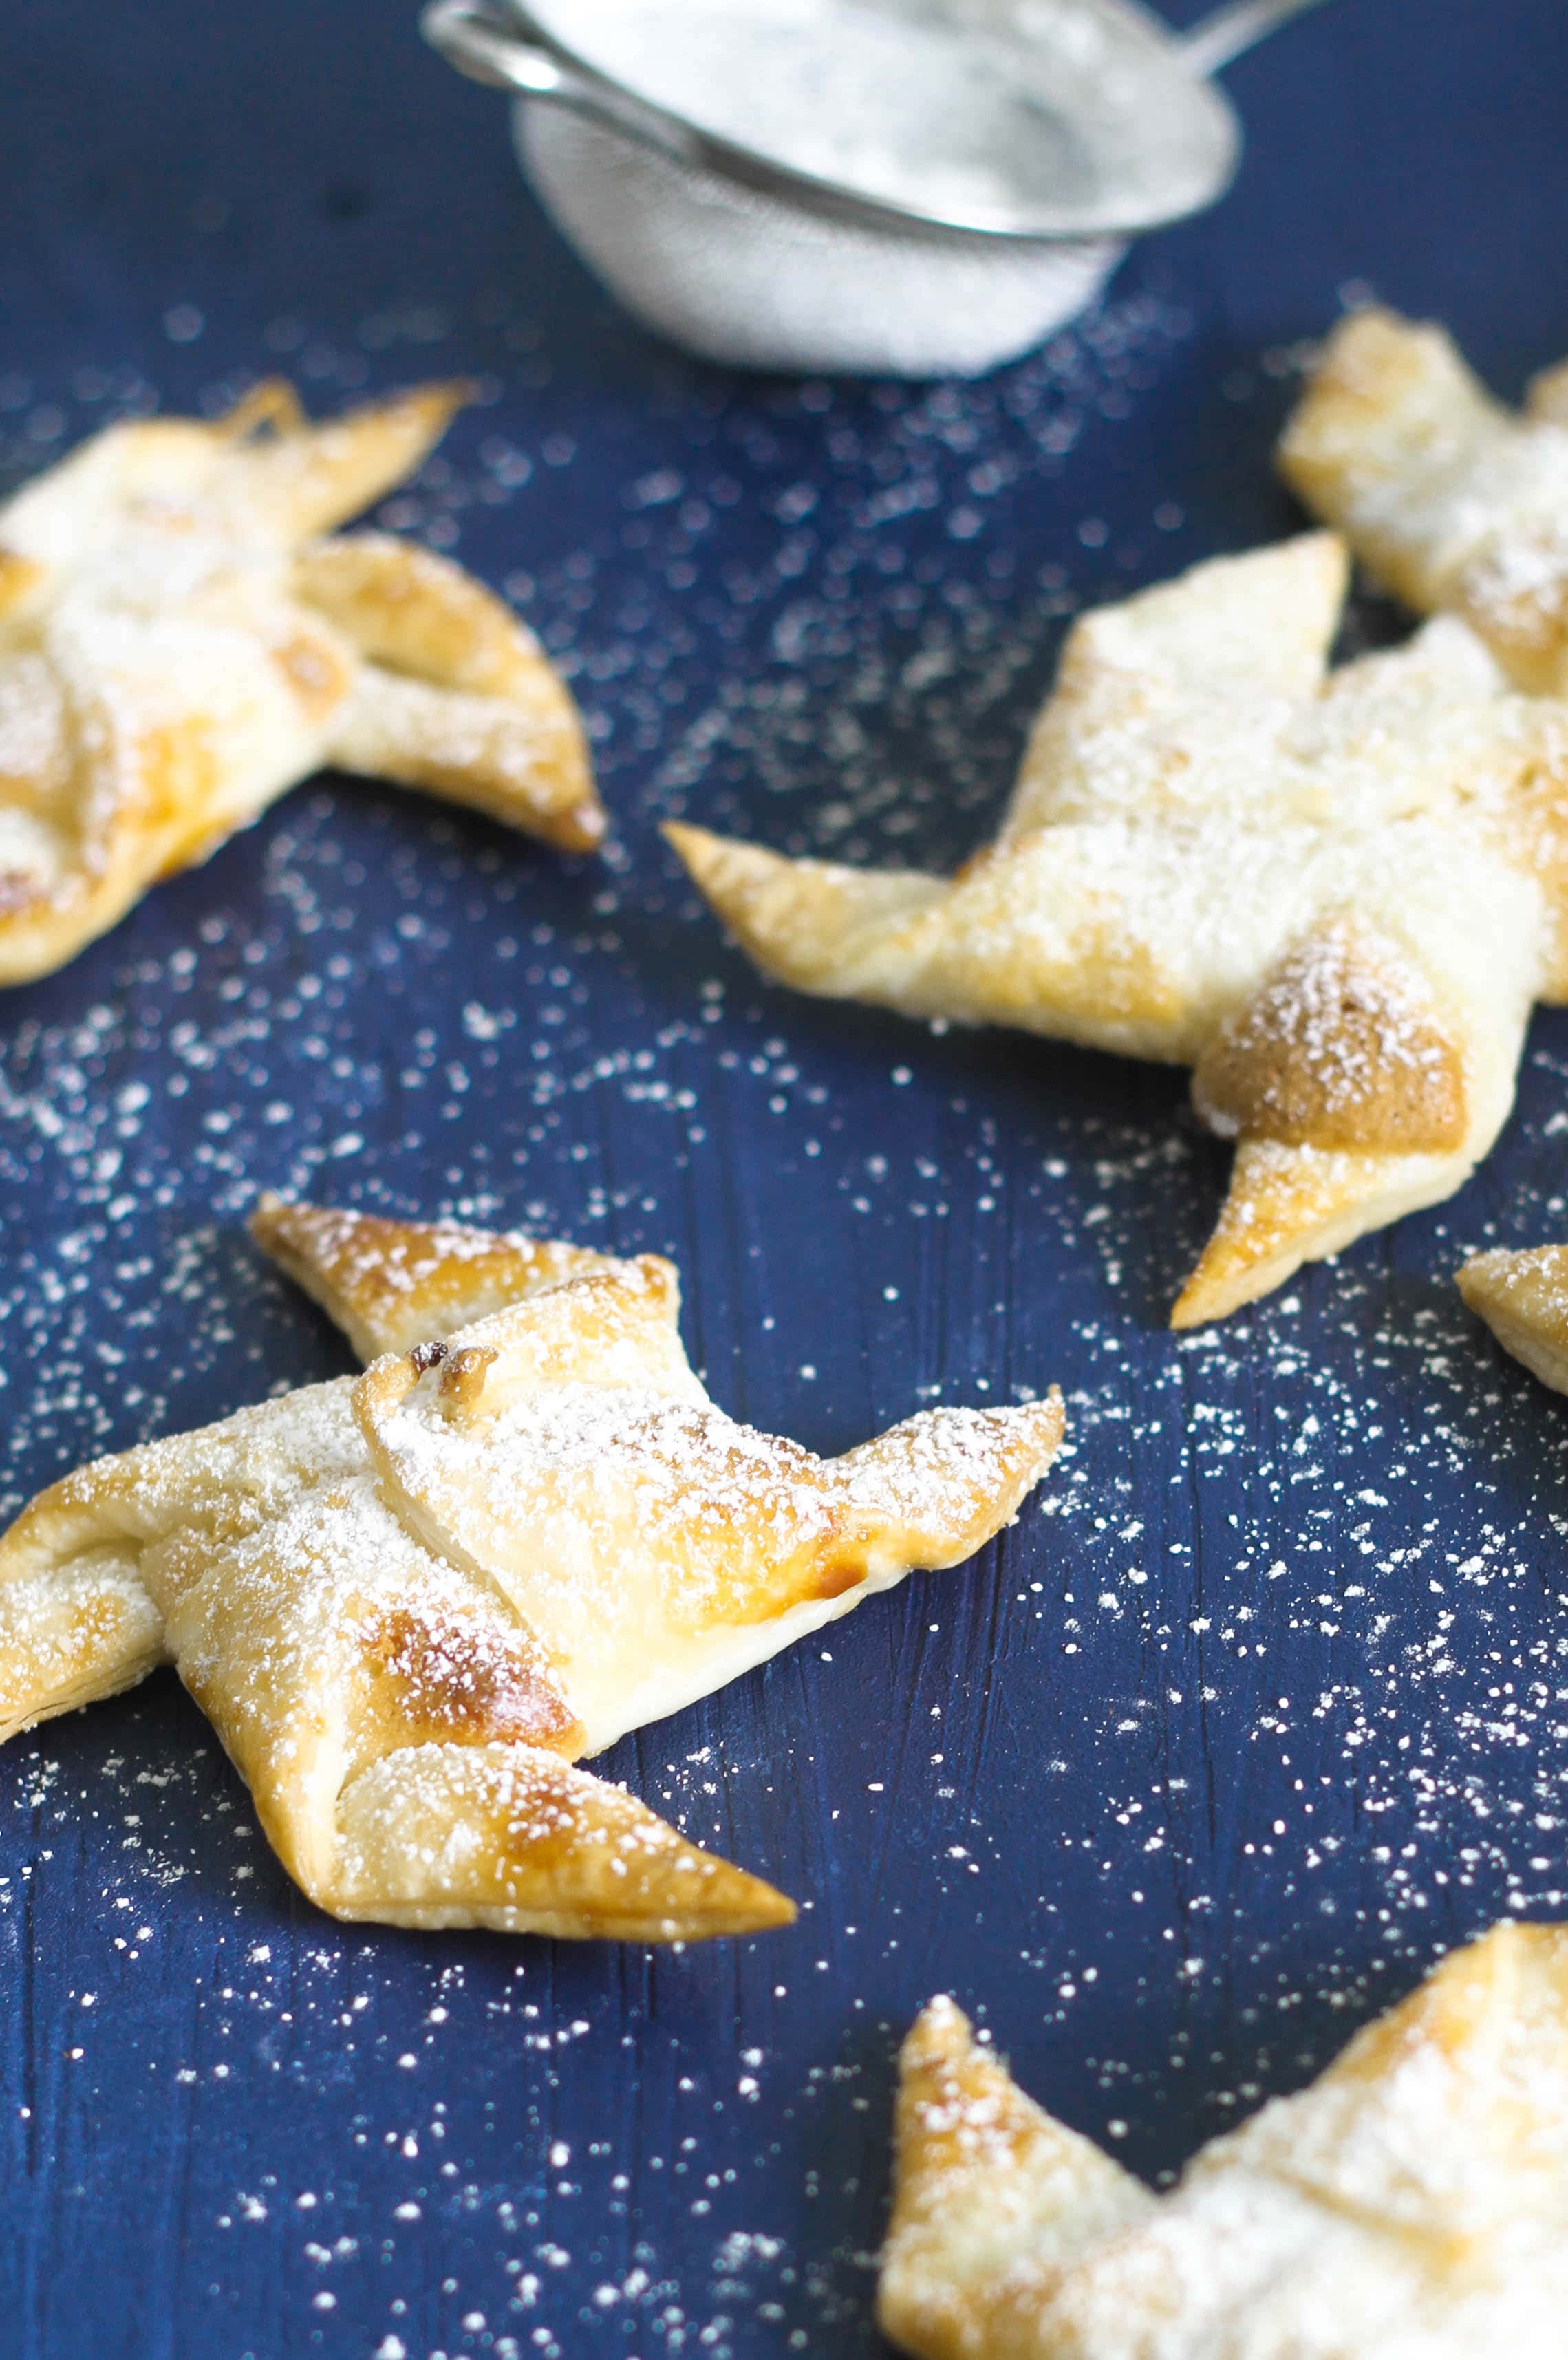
420;0;700;167
1177;0;1339;79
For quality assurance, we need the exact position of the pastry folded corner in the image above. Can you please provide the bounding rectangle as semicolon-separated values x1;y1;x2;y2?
307;532;604;854
664;821;946;999
0;1556;166;1746
331;1741;796;1941
248;1194;617;1361
1175;916;1519;1329
229;378;473;541
879;1996;1150;2360
1457;1243;1568;1395
839;1393;1066;1569
1172;1135;1469;1329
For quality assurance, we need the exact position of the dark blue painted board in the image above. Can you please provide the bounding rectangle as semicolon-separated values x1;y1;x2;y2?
3;1;1568;2352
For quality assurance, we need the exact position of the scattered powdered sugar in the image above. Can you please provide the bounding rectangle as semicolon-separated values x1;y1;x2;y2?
6;293;1568;2353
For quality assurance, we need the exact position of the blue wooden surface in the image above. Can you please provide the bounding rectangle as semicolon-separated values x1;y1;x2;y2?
4;1;1568;2352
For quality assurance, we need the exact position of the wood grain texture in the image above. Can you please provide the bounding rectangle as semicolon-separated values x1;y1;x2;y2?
4;0;1568;2353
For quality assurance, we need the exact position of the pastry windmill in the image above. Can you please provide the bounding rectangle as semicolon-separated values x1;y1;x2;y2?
669;534;1568;1325
880;1920;1568;2358
0;382;603;982
0;1202;1062;1942
1279;304;1568;694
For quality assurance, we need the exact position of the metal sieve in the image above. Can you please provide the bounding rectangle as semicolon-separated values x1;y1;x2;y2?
422;0;1335;376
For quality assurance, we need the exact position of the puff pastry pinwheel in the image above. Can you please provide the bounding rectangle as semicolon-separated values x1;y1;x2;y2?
1280;304;1568;694
669;533;1568;1325
0;380;602;981
1459;1242;1568;1395
879;1918;1568;2360
0;1199;1062;1942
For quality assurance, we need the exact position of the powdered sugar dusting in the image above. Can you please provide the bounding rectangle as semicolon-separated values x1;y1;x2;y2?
6;288;1568;2355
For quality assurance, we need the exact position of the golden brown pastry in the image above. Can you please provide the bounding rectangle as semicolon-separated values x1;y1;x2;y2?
1280;305;1568;694
0;381;602;982
669;534;1568;1325
0;1200;1063;1942
1458;1242;1568;1393
880;1920;1568;2360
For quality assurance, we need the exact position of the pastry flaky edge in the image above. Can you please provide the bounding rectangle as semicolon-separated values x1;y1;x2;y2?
879;1919;1568;2360
1458;1241;1568;1395
1279;303;1568;694
667;530;1568;1328
0;379;603;984
0;1199;1064;1944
